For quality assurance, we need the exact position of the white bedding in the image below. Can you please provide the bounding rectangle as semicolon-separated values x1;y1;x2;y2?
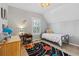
42;33;66;46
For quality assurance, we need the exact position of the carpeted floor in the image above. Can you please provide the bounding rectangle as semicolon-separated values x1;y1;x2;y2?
25;42;70;56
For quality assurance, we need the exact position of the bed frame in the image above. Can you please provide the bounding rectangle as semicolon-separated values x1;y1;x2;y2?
41;33;69;47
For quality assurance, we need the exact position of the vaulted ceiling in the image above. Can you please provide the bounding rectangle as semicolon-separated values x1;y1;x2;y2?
7;3;79;23
7;3;63;15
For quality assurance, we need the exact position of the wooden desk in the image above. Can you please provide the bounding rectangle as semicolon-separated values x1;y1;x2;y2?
0;36;21;56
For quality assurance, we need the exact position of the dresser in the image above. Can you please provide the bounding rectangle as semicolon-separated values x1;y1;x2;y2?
0;36;21;56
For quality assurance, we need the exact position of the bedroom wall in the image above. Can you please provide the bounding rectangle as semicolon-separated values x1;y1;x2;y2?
50;20;79;45
0;4;2;34
7;6;48;35
0;4;9;34
0;3;8;41
44;3;79;45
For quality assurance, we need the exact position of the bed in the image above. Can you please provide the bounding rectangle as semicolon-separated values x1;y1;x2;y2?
41;33;69;46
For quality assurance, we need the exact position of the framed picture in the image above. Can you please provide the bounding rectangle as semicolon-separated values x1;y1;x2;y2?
1;8;4;19
1;8;7;19
4;9;6;19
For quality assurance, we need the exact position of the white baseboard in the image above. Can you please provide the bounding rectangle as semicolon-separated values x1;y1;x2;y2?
69;43;79;47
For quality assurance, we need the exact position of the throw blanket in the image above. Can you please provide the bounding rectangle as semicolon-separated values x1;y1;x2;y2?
42;33;66;46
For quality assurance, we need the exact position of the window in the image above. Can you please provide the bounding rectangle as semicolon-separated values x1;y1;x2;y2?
32;18;41;35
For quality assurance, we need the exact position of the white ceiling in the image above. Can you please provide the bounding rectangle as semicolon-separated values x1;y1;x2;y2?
7;3;63;15
6;3;79;23
44;3;79;23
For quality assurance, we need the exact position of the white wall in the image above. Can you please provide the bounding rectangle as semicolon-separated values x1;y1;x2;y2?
44;4;79;45
50;20;79;45
0;3;8;34
8;6;47;35
0;7;2;34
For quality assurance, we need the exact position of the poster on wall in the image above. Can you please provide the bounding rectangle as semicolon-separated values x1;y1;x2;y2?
1;8;6;19
4;9;6;19
1;8;4;19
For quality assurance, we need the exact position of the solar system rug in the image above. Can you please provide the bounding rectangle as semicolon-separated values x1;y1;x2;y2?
25;42;70;56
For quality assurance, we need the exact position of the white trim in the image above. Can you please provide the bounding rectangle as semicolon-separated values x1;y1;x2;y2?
69;43;79;47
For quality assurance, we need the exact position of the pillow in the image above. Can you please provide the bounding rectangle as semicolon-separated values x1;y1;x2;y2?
46;28;53;33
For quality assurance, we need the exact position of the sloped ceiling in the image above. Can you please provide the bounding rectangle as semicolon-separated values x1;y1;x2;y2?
7;3;79;23
7;3;63;14
44;3;79;23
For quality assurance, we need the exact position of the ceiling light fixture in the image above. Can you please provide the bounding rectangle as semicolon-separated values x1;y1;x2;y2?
41;3;50;8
